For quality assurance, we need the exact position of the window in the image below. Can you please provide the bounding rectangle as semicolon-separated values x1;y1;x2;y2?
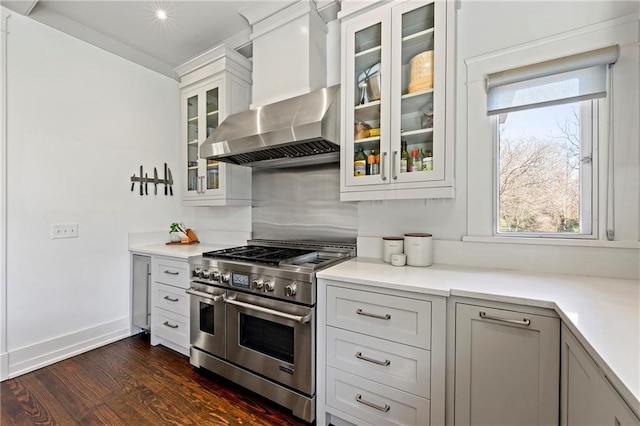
495;101;594;236
486;45;617;238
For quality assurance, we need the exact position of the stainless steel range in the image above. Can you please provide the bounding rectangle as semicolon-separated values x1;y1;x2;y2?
187;239;356;423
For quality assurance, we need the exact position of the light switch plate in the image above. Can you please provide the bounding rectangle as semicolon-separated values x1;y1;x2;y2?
51;223;79;239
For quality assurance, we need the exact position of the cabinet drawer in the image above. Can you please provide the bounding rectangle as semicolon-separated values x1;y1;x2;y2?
327;327;431;398
154;258;189;288
154;282;189;316
327;367;430;426
153;308;189;349
327;286;431;348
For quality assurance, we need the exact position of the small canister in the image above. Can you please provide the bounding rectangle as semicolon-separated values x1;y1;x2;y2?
382;236;404;263
404;233;433;267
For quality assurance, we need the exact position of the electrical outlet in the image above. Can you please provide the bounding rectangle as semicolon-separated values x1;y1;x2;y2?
51;223;79;239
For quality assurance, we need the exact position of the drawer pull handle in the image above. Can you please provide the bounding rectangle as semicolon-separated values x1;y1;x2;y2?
356;308;391;320
163;295;179;302
164;270;179;276
479;311;531;326
356;351;390;366
355;394;390;413
163;321;179;329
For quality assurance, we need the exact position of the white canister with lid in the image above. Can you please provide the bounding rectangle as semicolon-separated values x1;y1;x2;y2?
382;236;404;263
404;233;433;266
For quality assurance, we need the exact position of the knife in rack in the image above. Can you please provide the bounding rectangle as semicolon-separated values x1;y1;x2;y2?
144;173;148;195
164;163;168;196
130;174;136;191
168;168;174;196
139;165;143;196
153;167;158;195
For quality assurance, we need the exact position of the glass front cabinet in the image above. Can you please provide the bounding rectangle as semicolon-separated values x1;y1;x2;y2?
178;46;252;207
340;0;455;201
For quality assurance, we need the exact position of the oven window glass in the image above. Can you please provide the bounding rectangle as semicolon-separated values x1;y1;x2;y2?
199;302;216;335
239;313;294;363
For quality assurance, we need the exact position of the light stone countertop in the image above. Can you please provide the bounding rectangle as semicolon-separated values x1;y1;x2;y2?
129;243;231;260
317;257;640;415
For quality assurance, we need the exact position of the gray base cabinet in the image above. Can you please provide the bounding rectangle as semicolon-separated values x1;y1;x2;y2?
319;280;446;426
561;324;640;426
454;302;560;426
149;257;191;356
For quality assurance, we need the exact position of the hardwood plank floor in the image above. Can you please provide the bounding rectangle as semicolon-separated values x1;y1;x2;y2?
1;334;308;425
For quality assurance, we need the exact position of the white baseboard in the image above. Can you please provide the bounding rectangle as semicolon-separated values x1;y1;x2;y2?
0;351;8;381
7;316;132;379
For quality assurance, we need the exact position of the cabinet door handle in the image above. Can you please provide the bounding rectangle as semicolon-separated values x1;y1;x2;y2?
163;270;179;276
163;321;179;329
381;151;388;181
355;394;390;413
479;311;531;326
355;351;390;366
356;308;391;320
163;295;179;302
392;151;398;180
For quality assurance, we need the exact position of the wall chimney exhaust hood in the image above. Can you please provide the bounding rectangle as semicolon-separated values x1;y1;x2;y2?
200;85;340;168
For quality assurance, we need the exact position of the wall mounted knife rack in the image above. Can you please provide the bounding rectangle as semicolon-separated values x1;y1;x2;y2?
130;163;173;196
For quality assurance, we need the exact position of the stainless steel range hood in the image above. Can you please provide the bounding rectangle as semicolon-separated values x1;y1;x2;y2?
200;85;340;168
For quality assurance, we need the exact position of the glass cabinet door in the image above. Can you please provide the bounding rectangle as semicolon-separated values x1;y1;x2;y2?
392;1;445;182
186;94;200;194
204;87;220;191
344;8;391;187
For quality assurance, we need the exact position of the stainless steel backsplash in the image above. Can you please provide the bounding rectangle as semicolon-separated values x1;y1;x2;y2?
252;163;357;243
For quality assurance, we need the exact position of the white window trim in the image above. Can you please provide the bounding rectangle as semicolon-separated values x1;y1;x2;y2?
464;13;638;246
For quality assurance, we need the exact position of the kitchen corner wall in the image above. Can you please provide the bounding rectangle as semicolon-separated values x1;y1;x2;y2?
3;12;183;378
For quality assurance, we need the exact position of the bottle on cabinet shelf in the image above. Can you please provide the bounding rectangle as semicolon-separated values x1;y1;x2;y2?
424;149;433;171
410;149;418;172
416;148;424;171
401;140;409;173
354;146;367;176
367;149;379;175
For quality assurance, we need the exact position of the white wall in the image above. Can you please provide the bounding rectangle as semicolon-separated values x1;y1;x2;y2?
356;1;640;279
3;12;182;377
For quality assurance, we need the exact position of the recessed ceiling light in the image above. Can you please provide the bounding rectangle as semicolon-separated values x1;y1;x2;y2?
155;9;168;20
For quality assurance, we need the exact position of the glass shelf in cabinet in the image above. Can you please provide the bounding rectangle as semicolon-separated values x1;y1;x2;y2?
188;116;198;123
355;101;381;122
401;89;433;111
401;4;435;38
402;27;434;44
207;110;219;117
188;139;199;145
401;128;433;138
354;135;380;143
355;49;382;76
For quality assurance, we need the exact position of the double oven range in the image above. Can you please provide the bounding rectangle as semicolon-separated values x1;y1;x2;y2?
187;239;355;423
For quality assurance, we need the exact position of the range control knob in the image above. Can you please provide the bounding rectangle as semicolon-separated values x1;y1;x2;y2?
193;268;202;277
252;279;264;290
285;283;297;297
263;280;275;292
200;269;210;279
211;271;220;281
220;273;230;283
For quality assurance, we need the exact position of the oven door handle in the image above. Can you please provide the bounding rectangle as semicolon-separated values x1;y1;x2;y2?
224;297;311;324
186;288;224;302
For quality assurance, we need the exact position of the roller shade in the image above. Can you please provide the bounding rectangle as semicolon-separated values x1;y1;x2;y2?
487;45;618;115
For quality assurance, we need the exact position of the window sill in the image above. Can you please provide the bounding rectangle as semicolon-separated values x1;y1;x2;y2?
461;236;640;249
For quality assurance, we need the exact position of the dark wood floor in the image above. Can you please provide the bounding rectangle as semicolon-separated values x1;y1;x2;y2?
1;333;308;425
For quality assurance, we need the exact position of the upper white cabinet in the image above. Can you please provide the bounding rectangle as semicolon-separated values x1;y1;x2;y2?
340;0;455;201
177;45;252;207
